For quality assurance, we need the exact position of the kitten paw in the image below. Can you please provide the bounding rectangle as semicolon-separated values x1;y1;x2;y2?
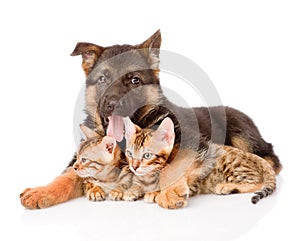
109;189;124;201
86;186;106;201
215;183;239;195
144;191;160;203
20;187;52;209
123;192;140;201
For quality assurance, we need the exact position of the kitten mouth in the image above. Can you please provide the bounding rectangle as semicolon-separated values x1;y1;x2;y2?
134;171;148;176
74;171;89;178
107;115;124;142
131;167;150;176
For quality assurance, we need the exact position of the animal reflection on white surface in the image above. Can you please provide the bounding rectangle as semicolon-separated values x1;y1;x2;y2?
21;176;282;241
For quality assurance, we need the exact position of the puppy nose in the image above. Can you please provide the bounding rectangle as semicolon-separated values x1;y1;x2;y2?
106;100;117;111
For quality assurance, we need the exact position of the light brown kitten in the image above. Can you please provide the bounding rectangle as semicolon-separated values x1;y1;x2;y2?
74;124;132;201
156;144;277;208
197;145;276;204
122;117;276;208
122;117;175;202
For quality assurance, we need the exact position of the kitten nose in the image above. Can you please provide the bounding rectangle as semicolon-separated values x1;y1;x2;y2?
132;160;140;171
73;163;79;171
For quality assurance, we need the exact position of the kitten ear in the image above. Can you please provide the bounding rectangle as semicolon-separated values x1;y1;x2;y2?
123;117;140;140
137;29;161;69
70;42;104;77
99;136;116;154
154;117;175;145
80;124;99;140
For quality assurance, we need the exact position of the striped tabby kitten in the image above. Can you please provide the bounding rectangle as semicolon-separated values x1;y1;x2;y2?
197;145;276;204
73;124;132;201
157;143;277;208
123;117;276;208
122;117;175;202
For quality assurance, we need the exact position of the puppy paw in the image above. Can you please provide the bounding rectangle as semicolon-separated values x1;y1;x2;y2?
20;187;53;209
156;180;189;210
156;191;188;209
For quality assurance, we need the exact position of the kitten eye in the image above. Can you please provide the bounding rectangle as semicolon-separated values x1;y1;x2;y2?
126;150;133;157
81;158;88;163
98;76;107;84
143;153;153;159
131;76;140;85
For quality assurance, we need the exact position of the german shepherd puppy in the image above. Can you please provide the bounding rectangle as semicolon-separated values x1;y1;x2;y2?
20;30;281;209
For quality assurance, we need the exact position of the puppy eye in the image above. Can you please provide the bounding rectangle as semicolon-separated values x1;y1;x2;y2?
126;150;133;157
98;76;107;84
131;76;140;85
143;153;153;159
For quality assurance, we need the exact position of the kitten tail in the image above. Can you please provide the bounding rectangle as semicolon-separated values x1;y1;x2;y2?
251;159;276;204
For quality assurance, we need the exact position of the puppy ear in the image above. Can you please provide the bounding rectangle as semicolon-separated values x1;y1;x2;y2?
137;29;161;70
80;124;99;139
99;136;116;155
154;117;175;146
123;117;140;141
70;42;104;76
140;29;162;50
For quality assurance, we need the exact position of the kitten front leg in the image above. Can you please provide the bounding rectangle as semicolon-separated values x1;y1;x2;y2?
109;181;131;201
144;191;160;203
109;188;124;201
84;182;106;201
109;168;133;201
109;183;131;201
215;182;263;195
123;184;144;201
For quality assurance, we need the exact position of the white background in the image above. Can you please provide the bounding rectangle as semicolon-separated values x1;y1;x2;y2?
0;1;299;241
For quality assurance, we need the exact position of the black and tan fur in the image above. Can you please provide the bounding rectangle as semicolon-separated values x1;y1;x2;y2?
69;30;281;174
20;30;281;209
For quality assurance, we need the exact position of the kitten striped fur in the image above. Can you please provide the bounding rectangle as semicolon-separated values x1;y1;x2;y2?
195;145;276;204
74;124;132;201
123;117;175;202
124;117;276;208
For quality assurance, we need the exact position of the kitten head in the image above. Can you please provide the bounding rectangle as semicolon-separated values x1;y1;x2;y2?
74;125;118;179
123;117;175;176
